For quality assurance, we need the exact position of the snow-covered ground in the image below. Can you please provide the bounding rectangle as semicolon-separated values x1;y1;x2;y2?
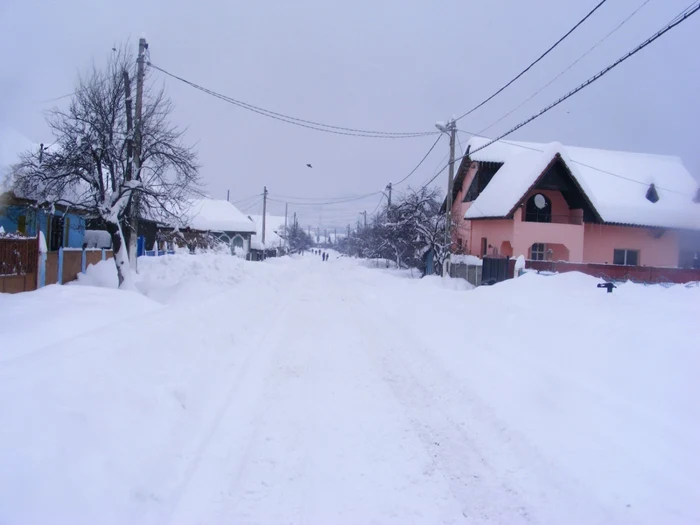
0;253;698;524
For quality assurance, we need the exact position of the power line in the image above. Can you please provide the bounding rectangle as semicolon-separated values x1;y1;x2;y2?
479;0;655;135
148;62;437;139
453;2;700;167
231;193;263;205
393;134;443;186
455;0;609;121
268;193;381;206
240;196;264;212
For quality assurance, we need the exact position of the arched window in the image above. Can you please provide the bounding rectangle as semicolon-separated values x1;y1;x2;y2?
525;193;552;223
231;235;245;255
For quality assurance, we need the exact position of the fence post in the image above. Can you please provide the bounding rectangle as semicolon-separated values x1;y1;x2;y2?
38;250;46;289
81;248;87;274
101;248;106;261
57;247;64;285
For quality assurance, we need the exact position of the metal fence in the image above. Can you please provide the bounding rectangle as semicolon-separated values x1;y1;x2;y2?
449;263;482;286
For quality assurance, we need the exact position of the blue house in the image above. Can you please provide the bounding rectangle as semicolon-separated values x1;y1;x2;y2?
0;192;86;250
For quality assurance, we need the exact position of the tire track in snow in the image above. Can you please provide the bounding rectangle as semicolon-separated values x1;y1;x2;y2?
161;266;316;524
348;285;617;524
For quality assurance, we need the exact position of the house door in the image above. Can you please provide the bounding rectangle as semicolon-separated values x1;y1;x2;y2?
49;215;64;251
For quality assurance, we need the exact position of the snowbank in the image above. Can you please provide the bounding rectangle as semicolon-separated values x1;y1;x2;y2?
450;254;483;266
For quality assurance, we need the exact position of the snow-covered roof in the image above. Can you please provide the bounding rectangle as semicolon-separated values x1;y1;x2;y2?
248;214;286;248
182;198;256;233
464;137;700;230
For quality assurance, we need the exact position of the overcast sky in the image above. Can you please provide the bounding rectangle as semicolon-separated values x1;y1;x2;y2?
1;0;698;229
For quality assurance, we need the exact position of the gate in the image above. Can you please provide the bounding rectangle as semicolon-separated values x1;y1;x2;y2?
481;256;510;285
0;236;38;293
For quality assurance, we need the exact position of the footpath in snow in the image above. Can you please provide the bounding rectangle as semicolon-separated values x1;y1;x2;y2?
0;252;699;525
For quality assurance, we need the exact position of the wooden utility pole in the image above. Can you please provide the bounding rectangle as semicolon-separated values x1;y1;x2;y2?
227;189;230;202
128;37;148;272
386;183;392;208
361;210;367;229
284;202;288;249
436;119;456;276
262;186;268;245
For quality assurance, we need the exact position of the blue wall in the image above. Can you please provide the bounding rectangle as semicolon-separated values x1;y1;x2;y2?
0;205;85;248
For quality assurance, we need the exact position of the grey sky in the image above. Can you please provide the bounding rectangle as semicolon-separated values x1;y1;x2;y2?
1;0;698;229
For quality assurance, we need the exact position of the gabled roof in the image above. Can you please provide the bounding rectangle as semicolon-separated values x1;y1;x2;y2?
181;198;256;233
464;137;700;230
248;214;286;248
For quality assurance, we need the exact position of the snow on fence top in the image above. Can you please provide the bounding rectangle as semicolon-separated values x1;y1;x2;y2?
463;137;700;230
181;198;256;234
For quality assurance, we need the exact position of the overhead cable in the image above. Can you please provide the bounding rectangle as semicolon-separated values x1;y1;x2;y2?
148;62;437;139
455;0;609;121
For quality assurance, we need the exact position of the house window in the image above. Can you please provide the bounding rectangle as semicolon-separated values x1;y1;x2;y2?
457;237;463;249
525;193;552;223
17;214;26;235
231;235;245;255
530;243;547;261
481;237;488;256
613;249;639;266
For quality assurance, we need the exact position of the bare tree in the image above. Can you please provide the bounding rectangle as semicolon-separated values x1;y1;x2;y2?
337;186;447;274
11;45;201;288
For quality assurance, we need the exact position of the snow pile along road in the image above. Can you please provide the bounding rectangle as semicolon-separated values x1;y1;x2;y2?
1;253;698;524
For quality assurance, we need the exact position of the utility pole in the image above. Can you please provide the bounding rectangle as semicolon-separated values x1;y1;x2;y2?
227;189;230;202
347;224;350;238
284;203;288;249
262;186;268;245
436;119;456;275
308;225;311;237
128;37;148;272
361;211;367;229
386;182;392;208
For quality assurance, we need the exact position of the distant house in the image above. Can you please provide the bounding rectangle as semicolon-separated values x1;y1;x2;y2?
448;138;700;268
169;198;257;256
248;214;286;257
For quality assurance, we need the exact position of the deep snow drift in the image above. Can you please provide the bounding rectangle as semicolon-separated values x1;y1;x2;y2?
0;253;698;524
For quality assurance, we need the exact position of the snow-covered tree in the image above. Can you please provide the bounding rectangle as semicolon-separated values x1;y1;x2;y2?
11;45;200;288
337;187;447;274
282;222;313;253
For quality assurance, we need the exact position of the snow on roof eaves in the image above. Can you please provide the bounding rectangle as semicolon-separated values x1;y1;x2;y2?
464;138;700;230
248;214;286;248
183;198;256;233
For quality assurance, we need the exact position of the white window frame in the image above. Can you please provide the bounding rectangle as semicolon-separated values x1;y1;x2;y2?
530;243;547;261
613;249;639;266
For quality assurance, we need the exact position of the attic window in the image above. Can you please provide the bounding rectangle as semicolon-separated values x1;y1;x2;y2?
645;183;659;203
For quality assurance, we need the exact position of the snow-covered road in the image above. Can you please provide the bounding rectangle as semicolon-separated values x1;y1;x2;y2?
1;253;699;524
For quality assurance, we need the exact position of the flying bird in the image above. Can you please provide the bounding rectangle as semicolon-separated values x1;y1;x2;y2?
306;163;313;168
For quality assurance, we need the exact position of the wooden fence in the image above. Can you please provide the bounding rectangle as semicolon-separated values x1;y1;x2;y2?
1;240;113;293
525;260;700;284
0;237;38;293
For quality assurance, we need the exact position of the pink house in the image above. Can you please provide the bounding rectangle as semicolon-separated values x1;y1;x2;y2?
450;138;700;268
